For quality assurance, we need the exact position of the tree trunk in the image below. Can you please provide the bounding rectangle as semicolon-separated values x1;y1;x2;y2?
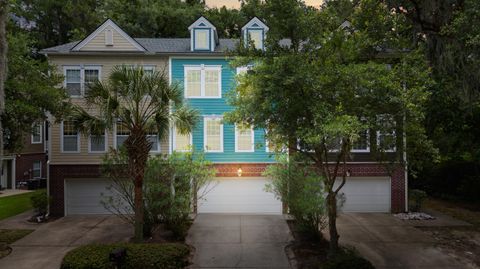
327;190;339;254
124;127;151;242
0;1;8;183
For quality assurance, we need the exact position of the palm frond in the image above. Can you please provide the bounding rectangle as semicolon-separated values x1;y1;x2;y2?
172;105;199;134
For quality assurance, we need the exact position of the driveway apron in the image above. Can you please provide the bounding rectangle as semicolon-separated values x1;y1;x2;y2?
187;214;292;269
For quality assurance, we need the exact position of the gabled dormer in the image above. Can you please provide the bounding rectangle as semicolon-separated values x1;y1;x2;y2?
71;19;145;52
242;17;269;50
188;16;218;52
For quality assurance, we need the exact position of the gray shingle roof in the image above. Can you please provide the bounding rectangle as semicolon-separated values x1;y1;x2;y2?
41;38;239;54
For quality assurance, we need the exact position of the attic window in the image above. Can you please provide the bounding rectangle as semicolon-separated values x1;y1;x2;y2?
105;29;113;46
194;29;210;51
247;29;264;50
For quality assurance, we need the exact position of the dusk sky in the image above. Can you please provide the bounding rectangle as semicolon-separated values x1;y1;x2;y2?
205;0;324;9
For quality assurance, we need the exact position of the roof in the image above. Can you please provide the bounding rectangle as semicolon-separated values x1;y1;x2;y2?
41;38;240;55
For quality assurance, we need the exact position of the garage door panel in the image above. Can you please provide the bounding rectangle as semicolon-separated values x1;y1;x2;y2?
65;179;119;215
198;177;282;215
335;177;391;213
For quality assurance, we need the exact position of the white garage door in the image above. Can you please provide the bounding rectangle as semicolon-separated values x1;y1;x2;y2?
335;177;391;212
65;179;120;215
198;177;282;214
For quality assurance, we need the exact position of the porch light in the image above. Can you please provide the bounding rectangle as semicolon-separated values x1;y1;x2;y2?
237;167;243;177
346;169;351;177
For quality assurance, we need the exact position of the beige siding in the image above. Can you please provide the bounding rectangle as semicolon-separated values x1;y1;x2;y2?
80;26;140;51
48;55;170;165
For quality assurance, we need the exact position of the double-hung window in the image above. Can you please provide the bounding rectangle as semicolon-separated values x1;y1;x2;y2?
235;125;254;152
204;117;223;152
376;115;396;152
352;129;370;152
185;65;221;98
89;129;107;153
64;66;101;97
115;122;130;149
62;121;80;152
147;131;160;152
31;123;42;144
32;161;41;178
173;127;192;152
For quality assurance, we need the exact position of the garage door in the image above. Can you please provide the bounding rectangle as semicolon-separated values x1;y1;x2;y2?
65;179;120;215
198;177;282;214
335;177;391;212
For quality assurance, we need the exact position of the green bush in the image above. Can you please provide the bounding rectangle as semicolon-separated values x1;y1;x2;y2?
61;243;190;269
324;249;375;269
409;189;427;212
30;189;49;216
264;155;327;236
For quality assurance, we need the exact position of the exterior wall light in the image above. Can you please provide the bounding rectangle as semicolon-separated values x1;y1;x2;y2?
237;167;243;177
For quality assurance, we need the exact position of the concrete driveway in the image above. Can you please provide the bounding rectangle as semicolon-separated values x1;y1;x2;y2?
187;214;292;268
331;213;472;269
0;215;132;269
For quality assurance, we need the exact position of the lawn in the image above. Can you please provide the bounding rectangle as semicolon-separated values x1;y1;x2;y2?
0;190;41;220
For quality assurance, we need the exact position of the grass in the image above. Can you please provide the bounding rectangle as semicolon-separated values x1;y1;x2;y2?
425;197;480;226
0;229;34;244
0;190;42;220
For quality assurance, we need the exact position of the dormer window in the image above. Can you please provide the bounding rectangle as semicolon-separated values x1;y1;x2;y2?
194;28;210;50
188;17;218;52
242;17;269;51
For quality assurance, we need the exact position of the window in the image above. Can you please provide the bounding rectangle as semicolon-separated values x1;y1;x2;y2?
31;123;42;144
115;122;130;149
147;131;160;152
194;29;210;50
247;29;264;49
64;66;101;97
235;125;254;152
89;130;107;153
204;117;223;152
352;129;370;152
173;128;192;152
185;65;221;98
32;161;41;178
376;115;396;152
62;121;79;152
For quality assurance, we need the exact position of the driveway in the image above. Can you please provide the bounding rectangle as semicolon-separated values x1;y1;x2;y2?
187;214;292;268
331;213;473;269
0;215;132;269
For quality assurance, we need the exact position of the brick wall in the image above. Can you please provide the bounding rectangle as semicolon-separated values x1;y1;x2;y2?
49;162;406;217
15;153;47;183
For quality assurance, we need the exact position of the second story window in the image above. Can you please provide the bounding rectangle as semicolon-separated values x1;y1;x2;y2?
31;123;42;144
32;161;41;178
352;129;370;152
64;66;101;97
115;122;130;149
89;129;107;153
147;131;160;152
235;125;254;152
185;65;221;98
204;116;223;152
173;127;192;152
62;121;80;153
376;115;396;152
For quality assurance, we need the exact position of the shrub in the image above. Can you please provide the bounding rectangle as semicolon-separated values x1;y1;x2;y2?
324;249;375;269
264;155;327;236
30;189;49;217
409;189;427;212
61;243;190;269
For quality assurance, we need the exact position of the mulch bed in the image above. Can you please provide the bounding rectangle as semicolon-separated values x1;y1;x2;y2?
286;220;330;269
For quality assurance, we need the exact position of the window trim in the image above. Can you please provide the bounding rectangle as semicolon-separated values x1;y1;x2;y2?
193;28;212;51
203;116;224;153
32;160;42;179
184;65;222;99
60;121;80;153
88;130;108;153
63;65;102;97
246;28;265;50
31;123;42;144
173;127;193;152
351;129;371;153
235;124;255;153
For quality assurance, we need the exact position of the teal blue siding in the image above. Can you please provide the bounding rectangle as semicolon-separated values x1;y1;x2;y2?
171;58;274;163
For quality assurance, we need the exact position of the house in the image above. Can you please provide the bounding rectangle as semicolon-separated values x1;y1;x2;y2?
0;122;48;190
40;17;407;216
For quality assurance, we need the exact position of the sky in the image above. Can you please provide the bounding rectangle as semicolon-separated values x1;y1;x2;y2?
205;0;324;9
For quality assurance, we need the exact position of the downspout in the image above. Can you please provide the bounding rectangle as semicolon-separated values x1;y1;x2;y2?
403;83;408;212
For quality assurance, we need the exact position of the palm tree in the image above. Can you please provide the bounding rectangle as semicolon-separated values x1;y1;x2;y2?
74;65;198;242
